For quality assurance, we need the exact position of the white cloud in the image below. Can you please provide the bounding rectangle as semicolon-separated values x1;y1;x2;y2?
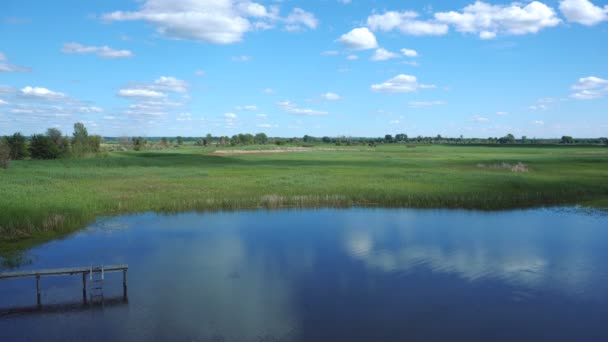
496;111;509;116
529;104;548;110
408;100;446;108
0;53;31;73
533;120;545;125
371;74;435;93
118;89;167;99
338;0;352;4
0;99;8;105
570;76;608;99
321;50;339;56
235;105;258;111
232;55;251;62
194;70;206;76
262;88;275;94
256;114;268;118
321;92;341;100
371;48;400;61
367;11;448;36
20;86;66;100
278;100;328;116
103;116;116;120
284;8;318;31
559;0;608;26
102;0;318;44
152;76;189;93
389;120;401;124
346;54;359;60
78;106;104;113
224;112;237;119
62;42;133;59
336;27;378;50
472;115;490;123
257;123;277;128
435;1;561;39
401;48;418;57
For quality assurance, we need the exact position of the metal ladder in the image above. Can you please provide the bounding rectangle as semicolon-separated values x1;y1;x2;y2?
89;265;104;303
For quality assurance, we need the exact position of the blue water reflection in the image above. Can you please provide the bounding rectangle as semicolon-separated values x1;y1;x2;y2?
1;208;607;341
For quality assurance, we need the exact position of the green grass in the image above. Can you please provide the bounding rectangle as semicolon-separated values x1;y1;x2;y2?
1;144;607;254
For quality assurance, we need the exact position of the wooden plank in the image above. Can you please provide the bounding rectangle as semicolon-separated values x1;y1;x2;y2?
0;265;128;279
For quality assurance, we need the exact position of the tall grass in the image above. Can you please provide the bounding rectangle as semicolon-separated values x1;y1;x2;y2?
1;144;607;253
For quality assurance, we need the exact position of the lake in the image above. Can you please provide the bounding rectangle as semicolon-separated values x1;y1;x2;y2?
1;208;607;341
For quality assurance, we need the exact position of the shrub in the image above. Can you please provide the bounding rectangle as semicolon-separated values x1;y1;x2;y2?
5;133;28;160
0;139;10;169
29;134;61;159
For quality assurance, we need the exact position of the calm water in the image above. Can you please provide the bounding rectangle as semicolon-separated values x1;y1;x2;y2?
1;208;608;341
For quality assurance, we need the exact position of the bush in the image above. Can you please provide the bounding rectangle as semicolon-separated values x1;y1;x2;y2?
0;139;10;169
29;134;61;159
5;133;28;160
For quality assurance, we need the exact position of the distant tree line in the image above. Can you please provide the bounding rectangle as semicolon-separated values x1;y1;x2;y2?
0;122;101;168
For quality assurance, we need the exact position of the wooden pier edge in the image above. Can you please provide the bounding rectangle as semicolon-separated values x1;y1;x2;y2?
0;265;128;306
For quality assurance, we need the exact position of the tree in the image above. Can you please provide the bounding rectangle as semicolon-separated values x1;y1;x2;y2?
322;136;331;143
5;133;28;160
499;134;516;144
560;136;574;144
384;134;394;143
254;133;268;144
88;135;102;152
29;134;61;159
72;122;89;157
47;128;70;157
521;136;528;144
303;135;313;143
0;139;10;169
176;136;184;145
395;134;408;142
133;137;147;151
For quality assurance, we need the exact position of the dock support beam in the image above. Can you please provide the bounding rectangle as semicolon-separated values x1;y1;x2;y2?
82;272;87;304
36;275;41;307
122;269;128;301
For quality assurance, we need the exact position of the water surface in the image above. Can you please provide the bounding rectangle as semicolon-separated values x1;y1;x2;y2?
1;208;607;341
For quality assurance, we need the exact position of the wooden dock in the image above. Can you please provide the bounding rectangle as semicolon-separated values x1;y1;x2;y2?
0;265;128;306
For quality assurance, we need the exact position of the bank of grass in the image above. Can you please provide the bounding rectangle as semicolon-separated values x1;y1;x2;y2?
1;144;607;254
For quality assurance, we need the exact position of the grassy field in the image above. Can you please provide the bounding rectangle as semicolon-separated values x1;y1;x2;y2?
1;144;607;254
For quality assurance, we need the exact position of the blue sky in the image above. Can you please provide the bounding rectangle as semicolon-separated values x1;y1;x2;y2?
1;0;607;138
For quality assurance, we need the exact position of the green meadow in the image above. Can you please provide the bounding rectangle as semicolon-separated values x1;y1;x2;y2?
1;144;607;254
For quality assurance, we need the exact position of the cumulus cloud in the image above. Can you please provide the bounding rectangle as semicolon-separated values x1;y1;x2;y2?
371;48;400;61
371;74;435;93
20;86;66;100
62;42;133;59
224;112;237;119
277;100;328;116
194;70;206;76
570;76;608;99
336;27;378;50
262;88;275;94
533;120;545;125
408;101;446;108
401;48;418;57
102;0;318;44
151;76;189;93
235;105;258;111
284;8;318;31
528;104;548;110
560;0;608;26
434;1;561;39
118;89;167;99
232;55;251;62
346;54;359;60
367;11;448;36
321;92;341;100
472;115;490;123
0;52;31;72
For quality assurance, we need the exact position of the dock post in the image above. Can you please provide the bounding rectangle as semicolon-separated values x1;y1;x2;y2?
82;272;87;304
36;275;41;307
122;269;128;301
